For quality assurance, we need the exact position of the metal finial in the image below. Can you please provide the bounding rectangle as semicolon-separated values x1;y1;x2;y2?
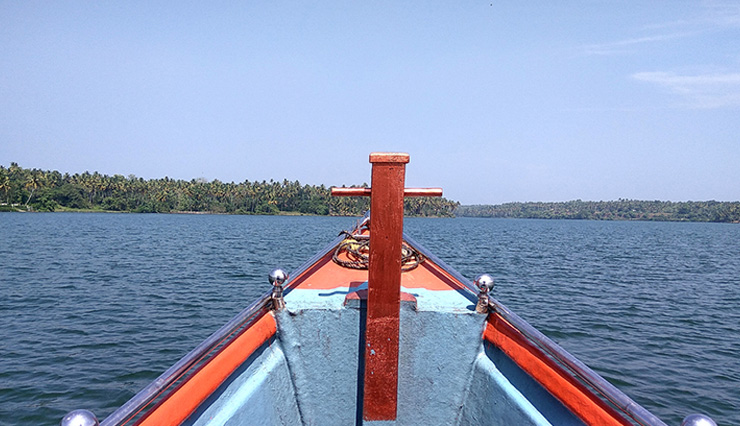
475;274;494;292
474;274;494;314
269;268;288;311
61;409;99;426
681;414;717;426
269;268;288;286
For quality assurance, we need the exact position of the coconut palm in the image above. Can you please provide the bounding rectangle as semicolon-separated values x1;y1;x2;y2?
24;170;44;207
0;168;10;204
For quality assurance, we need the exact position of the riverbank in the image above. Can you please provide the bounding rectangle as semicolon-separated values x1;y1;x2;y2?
1;163;458;217
457;200;740;223
0;206;320;216
4;204;739;223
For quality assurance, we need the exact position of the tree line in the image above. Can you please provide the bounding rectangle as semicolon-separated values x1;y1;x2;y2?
0;163;458;217
456;200;740;223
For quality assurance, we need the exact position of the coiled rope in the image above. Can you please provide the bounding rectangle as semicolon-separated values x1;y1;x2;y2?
332;230;425;271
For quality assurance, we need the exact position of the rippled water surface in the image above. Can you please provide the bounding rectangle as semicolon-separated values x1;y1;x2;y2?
1;213;738;425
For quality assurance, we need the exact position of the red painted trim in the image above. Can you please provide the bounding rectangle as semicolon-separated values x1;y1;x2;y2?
483;314;631;426
363;159;406;421
136;313;277;426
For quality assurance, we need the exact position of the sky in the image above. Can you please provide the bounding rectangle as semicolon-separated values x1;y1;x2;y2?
1;1;739;205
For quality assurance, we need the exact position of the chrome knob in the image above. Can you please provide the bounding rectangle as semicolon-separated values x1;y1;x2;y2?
475;274;494;292
681;414;717;426
61;409;99;426
269;268;288;311
269;268;288;286
474;274;494;314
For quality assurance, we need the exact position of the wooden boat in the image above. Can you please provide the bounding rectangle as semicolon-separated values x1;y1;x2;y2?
62;153;716;426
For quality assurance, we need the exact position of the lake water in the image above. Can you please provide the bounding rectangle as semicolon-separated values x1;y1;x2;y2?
1;213;738;425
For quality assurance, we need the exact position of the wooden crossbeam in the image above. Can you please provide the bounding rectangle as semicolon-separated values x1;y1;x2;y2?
330;187;443;197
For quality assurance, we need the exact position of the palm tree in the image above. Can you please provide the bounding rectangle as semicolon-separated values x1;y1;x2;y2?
24;170;43;208
0;168;10;204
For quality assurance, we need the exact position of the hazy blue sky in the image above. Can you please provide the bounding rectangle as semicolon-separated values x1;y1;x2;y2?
2;2;739;204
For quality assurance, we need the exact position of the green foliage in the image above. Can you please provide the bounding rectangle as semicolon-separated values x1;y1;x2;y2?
50;184;89;209
456;199;740;223
30;190;59;212
0;163;458;217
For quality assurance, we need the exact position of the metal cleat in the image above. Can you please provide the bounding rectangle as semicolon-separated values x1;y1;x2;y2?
681;414;717;426
269;268;288;311
60;409;98;426
474;274;494;314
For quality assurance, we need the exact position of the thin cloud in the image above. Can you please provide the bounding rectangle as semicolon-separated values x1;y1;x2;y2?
702;1;740;27
582;32;695;56
632;71;740;108
582;2;740;56
643;2;740;31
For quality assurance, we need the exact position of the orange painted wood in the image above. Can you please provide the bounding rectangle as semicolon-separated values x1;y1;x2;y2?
363;158;406;421
369;152;410;163
137;313;277;426
402;188;443;197
331;187;442;197
331;187;372;197
483;314;630;426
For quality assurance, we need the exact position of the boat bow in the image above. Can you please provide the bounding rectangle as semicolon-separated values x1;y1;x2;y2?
63;152;714;426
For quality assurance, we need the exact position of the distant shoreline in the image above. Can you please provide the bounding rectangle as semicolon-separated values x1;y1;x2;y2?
456;200;740;223
3;204;739;223
1;163;457;217
2;162;737;222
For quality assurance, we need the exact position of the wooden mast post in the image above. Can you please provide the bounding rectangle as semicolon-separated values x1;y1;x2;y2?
331;152;442;420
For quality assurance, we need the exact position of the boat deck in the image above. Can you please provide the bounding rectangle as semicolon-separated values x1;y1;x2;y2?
174;245;590;426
